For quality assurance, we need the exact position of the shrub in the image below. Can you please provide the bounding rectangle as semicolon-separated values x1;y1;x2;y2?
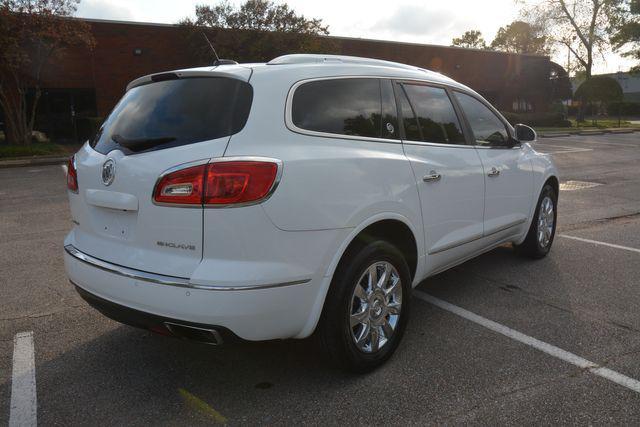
501;111;572;127
606;101;640;116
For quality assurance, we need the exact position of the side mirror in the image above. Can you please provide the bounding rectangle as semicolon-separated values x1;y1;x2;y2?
514;124;537;142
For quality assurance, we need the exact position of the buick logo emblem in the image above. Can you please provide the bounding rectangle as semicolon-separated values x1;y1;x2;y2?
102;159;115;186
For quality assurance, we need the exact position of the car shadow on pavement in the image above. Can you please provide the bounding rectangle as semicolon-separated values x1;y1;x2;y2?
11;246;592;425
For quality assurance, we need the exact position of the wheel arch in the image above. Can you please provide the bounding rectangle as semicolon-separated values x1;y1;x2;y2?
296;213;422;339
326;214;421;282
545;175;559;196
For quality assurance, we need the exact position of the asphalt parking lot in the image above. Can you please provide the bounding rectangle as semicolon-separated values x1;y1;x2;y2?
1;133;639;425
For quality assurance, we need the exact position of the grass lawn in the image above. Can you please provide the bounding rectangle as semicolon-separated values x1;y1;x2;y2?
0;142;80;159
535;119;640;134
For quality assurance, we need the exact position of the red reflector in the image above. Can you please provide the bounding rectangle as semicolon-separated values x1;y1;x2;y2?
204;161;278;205
153;164;206;205
67;155;78;192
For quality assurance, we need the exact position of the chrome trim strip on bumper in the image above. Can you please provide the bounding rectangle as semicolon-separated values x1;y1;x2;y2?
64;245;311;291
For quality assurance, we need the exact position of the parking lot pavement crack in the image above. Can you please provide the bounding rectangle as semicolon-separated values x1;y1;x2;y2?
600;347;640;365
438;375;577;422
462;269;640;336
559;211;640;233
0;304;84;322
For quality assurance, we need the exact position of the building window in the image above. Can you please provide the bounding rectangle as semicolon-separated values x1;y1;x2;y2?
512;98;533;112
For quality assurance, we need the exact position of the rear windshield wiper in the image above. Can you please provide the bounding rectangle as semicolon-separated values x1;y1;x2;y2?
111;134;176;152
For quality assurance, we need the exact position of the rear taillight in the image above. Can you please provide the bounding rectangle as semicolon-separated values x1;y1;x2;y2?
153;159;280;207
204;161;278;205
67;155;78;193
153;164;205;205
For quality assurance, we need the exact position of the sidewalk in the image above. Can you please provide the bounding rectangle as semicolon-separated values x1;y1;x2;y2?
0;154;69;169
538;127;639;138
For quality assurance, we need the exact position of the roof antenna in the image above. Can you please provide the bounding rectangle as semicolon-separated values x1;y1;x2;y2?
202;32;237;66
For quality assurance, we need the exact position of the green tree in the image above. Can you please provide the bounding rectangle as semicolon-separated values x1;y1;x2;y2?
575;75;623;101
0;0;94;146
490;20;550;54
179;0;336;64
521;0;624;78
611;0;640;71
521;0;625;120
451;30;488;49
549;61;573;100
575;75;623;123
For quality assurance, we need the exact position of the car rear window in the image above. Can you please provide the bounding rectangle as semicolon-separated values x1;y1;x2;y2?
90;77;253;155
291;78;398;140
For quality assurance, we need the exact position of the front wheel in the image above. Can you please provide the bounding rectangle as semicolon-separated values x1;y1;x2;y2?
515;184;558;258
318;240;411;373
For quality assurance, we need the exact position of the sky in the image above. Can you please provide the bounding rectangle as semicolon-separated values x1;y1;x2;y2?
75;0;636;74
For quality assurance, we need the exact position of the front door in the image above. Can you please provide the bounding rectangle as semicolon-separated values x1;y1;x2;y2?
453;91;533;236
396;82;485;268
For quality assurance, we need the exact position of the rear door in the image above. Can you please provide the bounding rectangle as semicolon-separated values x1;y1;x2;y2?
397;82;485;267
69;75;253;278
452;91;533;236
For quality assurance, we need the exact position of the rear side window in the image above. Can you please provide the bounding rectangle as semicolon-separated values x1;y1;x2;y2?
401;84;465;144
291;78;398;140
91;77;253;155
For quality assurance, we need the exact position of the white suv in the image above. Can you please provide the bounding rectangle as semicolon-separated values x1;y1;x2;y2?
64;54;558;372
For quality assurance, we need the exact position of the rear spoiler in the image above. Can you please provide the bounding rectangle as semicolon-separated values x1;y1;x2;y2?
126;66;252;91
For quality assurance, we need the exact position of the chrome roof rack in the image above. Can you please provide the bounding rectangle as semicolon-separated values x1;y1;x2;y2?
267;54;424;72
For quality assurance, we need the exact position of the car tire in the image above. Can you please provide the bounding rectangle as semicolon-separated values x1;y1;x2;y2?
318;240;411;373
515;184;558;259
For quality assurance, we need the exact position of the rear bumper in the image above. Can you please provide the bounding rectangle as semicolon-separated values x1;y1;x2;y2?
64;245;322;341
73;284;238;344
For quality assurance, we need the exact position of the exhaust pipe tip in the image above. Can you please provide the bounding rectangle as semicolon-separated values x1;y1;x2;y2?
163;322;224;345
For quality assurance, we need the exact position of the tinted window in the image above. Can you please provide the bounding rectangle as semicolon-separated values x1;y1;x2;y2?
396;84;421;141
454;92;510;146
402;84;465;144
91;77;253;155
292;78;385;139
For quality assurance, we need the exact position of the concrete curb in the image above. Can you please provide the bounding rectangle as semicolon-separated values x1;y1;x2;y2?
610;129;636;134
540;133;572;138
538;128;640;139
0;155;68;169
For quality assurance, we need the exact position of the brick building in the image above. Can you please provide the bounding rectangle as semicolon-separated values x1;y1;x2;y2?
24;18;555;141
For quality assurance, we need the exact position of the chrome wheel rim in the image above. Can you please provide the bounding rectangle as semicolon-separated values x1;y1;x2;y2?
349;261;402;353
537;196;554;248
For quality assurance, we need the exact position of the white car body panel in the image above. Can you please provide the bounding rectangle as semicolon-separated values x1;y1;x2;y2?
475;146;534;236
403;144;485;267
64;54;558;342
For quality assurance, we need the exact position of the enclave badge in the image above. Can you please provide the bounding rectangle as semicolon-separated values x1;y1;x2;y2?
102;159;115;186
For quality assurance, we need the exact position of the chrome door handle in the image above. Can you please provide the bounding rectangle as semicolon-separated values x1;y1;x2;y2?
423;171;442;182
488;167;500;177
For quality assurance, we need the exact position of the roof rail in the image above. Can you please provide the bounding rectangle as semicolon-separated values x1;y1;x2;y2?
267;54;422;72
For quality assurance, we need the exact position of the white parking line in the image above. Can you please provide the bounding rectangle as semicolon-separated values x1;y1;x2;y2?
534;144;593;155
10;332;37;427
576;138;640;148
560;234;640;254
414;291;640;394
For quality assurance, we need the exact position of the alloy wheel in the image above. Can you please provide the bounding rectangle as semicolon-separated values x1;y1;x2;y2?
537;196;554;248
349;261;402;353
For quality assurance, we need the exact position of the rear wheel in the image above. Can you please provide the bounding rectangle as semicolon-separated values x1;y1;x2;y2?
318;240;411;373
515;184;557;258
